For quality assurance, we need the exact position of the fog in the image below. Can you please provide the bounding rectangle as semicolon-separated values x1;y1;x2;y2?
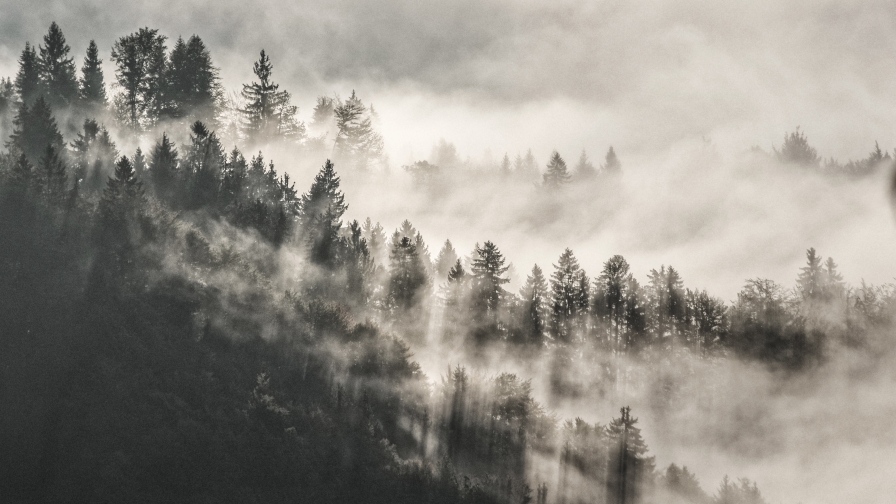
2;2;896;503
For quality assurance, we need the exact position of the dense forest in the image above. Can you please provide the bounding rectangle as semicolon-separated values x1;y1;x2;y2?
2;22;895;504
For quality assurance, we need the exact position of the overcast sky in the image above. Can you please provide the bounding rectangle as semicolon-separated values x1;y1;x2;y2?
2;0;896;163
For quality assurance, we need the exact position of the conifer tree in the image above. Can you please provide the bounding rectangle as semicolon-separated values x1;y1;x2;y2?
9;97;64;165
598;255;632;354
575;149;597;179
38;22;79;109
9;152;34;193
333;90;384;170
79;40;107;111
0;78;15;135
550;249;588;344
182;121;225;209
775;127;819;167
110;28;168;131
36;145;68;204
518;264;549;346
470;241;510;323
15;43;41;105
388;235;429;312
309;95;336;138
299;160;347;267
240;50;303;143
164;35;221;125
603;146;621;176
500;153;512;176
543;151;571;190
133;147;146;181
361;218;388;268
147;132;179;201
605;407;654;504
435;239;459;280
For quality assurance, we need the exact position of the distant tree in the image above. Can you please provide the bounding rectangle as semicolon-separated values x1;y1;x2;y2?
9;97;64;165
774;127;819;166
431;138;460;168
688;290;727;357
240;50;303;143
8;152;35;193
796;247;825;302
181;121;225;209
597;255;632;354
110;28;168;131
70;118;119;194
542;151;571;189
35;145;68;204
470;241;510;324
646;265;686;347
333;90;384;171
309;95;336;139
500;153;512;176
605;407;654;504
164;35;222;126
434;240;459;280
147;132;179;202
575;149;597;179
97;155;146;258
15;43;41;105
79;40;107;112
339;220;374;306
517;264;549;347
38;22;79;110
522;149;538;178
662;464;708;504
602;146;621;176
550;249;588;344
0;78;16;136
132;147;146;181
361;218;388;267
404;160;440;184
388;235;429;312
299;159;347;267
713;476;767;504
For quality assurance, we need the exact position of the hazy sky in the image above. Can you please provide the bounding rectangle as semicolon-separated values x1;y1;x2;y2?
2;0;896;163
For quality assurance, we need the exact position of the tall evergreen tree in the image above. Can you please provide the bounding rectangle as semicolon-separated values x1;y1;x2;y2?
597;255;632;354
240;50;303;143
518;264;549;347
147;133;179;201
605;407;654;504
15;43;41;106
164;35;222;125
470;241;510;324
575;149;597;179
79;40;107;112
110;28;168;131
603;146;621;176
333;90;384;171
543;151;571;190
9;97;64;165
36;145;68;204
38;22;79;109
182;121;225;209
299;160;347;267
388;235;429;313
434;239;459;280
550;249;588;344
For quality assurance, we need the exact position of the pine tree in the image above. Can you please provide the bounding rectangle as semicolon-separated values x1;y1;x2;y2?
240;50;303;143
36;145;68;204
9;97;64;165
182;121;225;209
598;255;632;354
542;151;571;190
9;152;34;193
361;218;388;268
110;28;168;131
15;43;41;105
333;90;384;170
98;155;146;250
605;407;654;504
500;153;512;176
164;35;222;125
0;78;15;136
133;147;146;181
309;95;336;138
388;235;429;312
575;149;597;179
797;248;824;301
434;239;459;280
550;249;587;344
603;146;621;176
79;40;107;112
38;22;79;109
775;127;819;167
518;264;549;346
147;133;179;202
470;241;510;323
299;159;347;267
